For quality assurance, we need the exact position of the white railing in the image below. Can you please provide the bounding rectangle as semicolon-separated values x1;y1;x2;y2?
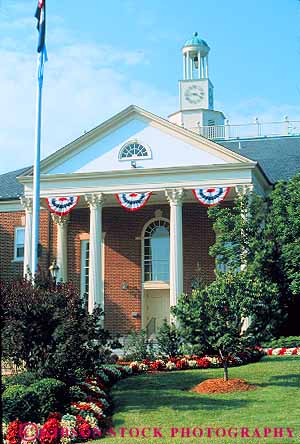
197;118;300;140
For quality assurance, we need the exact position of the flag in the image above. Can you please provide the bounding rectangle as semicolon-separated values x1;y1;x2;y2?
35;0;47;84
35;0;46;53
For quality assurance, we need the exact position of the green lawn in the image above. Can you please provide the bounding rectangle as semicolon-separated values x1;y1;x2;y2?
94;357;300;444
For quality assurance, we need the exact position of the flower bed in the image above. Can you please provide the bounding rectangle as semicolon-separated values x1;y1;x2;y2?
265;347;300;356
2;348;264;443
2;365;133;444
126;348;264;373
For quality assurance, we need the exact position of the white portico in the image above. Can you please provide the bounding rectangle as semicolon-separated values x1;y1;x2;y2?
19;104;270;334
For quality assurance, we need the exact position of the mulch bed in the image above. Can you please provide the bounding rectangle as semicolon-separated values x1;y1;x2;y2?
190;378;256;394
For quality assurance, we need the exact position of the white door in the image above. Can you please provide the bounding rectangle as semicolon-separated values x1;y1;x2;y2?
144;289;170;336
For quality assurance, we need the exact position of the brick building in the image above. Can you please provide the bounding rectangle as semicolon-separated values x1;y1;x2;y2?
1;34;299;336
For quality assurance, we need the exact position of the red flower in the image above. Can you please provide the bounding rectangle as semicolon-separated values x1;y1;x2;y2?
279;348;287;355
196;357;210;368
150;360;165;370
6;420;22;444
175;359;188;369
39;418;60;444
78;420;92;440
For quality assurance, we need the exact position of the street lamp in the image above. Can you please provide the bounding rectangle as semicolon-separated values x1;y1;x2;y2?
49;259;59;282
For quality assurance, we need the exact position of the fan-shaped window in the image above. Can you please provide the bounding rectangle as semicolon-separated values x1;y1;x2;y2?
143;219;170;281
119;141;151;161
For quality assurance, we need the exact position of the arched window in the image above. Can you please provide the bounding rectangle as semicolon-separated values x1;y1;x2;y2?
143;219;170;281
119;141;152;161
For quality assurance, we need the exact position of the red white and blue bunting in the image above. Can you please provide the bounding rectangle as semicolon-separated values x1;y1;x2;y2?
46;196;80;216
192;187;230;206
115;192;152;212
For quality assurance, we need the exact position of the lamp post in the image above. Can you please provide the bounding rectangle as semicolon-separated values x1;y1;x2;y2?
49;259;60;283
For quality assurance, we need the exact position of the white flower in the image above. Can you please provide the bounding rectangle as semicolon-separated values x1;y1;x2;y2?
130;361;139;367
89;402;104;416
166;361;176;370
61;414;77;429
272;348;281;355
85;414;98;429
60;437;72;444
187;360;198;368
285;348;294;355
138;363;148;371
206;356;219;365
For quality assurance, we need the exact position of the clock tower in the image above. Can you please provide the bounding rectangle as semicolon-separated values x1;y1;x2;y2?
169;33;225;132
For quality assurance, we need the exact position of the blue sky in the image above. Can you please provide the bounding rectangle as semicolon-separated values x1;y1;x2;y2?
0;0;299;174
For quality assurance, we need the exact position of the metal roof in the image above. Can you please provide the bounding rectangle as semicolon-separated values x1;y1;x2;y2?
0;166;31;201
184;32;208;48
220;136;300;183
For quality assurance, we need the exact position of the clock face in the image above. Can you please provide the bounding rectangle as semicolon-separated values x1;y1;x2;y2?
184;85;205;104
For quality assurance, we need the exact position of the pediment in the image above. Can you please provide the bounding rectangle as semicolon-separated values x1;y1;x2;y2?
40;106;252;175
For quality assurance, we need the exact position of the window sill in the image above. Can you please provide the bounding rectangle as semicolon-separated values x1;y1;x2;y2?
12;259;24;263
143;281;170;290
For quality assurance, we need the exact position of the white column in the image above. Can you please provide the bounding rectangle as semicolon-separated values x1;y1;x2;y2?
190;56;193;79
284;115;289;135
197;50;201;79
205;55;209;78
85;193;104;314
165;189;184;308
52;214;69;282
183;54;186;80
186;51;190;79
225;119;230;139
21;197;33;278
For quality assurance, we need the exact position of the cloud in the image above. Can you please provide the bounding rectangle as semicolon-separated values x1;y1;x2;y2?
0;1;298;175
217;97;300;124
0;3;177;174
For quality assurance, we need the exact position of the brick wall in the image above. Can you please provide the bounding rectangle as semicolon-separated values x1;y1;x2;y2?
1;202;218;335
0;209;50;280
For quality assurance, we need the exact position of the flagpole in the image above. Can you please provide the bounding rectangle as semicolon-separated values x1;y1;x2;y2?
31;54;43;277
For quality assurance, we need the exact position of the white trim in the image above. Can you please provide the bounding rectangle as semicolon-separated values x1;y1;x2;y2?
143;281;170;290
20;164;263;199
141;216;170;329
80;233;105;303
80;239;89;297
0;201;23;212
20;162;257;185
118;139;152;161
14;226;25;261
20;105;252;175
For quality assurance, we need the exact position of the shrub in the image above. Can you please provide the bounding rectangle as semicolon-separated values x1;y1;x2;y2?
2;378;68;423
30;378;68;420
2;384;39;422
1;278;112;384
3;371;41;388
69;385;88;401
123;330;155;361
261;336;300;348
156;321;181;358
